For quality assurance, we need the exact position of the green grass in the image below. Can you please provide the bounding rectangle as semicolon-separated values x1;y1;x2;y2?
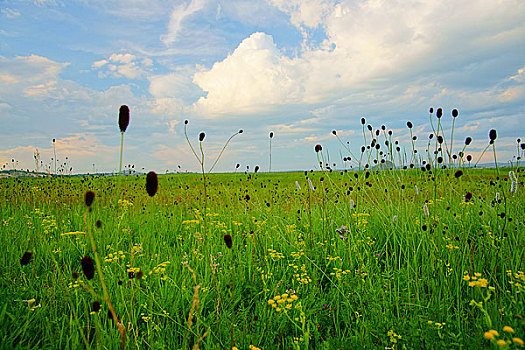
0;167;523;349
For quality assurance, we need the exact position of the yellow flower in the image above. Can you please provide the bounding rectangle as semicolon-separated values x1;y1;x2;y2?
484;332;495;340
503;326;514;333
512;337;524;347
489;329;500;337
496;339;507;347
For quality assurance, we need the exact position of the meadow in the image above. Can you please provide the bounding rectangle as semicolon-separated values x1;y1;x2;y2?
0;109;524;349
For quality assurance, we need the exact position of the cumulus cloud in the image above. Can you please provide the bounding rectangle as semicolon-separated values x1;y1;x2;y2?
193;32;303;116
92;53;151;79
191;0;525;117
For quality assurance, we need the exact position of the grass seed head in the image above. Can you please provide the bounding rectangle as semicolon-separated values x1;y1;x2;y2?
118;105;130;133
199;132;205;141
92;301;101;312
146;171;158;197
20;251;32;266
223;234;233;249
315;144;322;153
85;191;95;207
269;131;273;138
407;121;413;128
81;256;95;280
436;108;443;118
452;109;458;118
489;129;497;142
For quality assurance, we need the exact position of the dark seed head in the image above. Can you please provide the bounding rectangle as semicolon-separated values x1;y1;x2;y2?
85;191;95;207
455;170;463;178
81;256;95;280
465;192;473;202
20;251;32;266
96;220;102;228
452;109;458;118
254;166;259;173
361;117;366;125
239;129;243;134
466;154;472;162
465;137;472;145
521;143;525;150
223;234;232;249
184;120;188;125
199;132;205;142
489;129;497;142
236;163;240;168
429;107;434;114
332;130;337;135
118;105;130;133
269;131;273;138
367;124;372;131
437;135;443;144
436;108;442;118
407;121;413;129
315;144;322;153
92;301;101;312
146;171;158;197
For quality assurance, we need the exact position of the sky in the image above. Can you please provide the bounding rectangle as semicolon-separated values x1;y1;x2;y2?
1;0;524;174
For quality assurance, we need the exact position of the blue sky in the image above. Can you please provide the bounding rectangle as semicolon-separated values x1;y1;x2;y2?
1;0;524;174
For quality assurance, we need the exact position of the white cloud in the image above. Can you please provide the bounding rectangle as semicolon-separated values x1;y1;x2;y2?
0;55;69;99
161;0;207;45
2;8;21;18
92;59;107;69
269;0;332;28
193;32;303;116
92;53;151;79
192;0;525;117
498;87;523;102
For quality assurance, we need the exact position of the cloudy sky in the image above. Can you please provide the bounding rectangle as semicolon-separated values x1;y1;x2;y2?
1;0;524;174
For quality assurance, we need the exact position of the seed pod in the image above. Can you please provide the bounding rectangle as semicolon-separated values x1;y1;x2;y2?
238;129;243;134
269;131;273;138
407;121;413;128
489;129;497;142
315;144;322;153
146;171;158;197
452;109;458;118
81;256;95;280
361;117;366;125
223;234;233;249
85;191;95;207
436;108;443;118
465;137;472;145
118;105;130;133
429;107;434;114
199;132;205;141
20;251;32;266
254;166;259;173
92;301;101;312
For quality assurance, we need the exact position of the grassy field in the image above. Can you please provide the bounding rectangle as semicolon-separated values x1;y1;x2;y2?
0;165;523;349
